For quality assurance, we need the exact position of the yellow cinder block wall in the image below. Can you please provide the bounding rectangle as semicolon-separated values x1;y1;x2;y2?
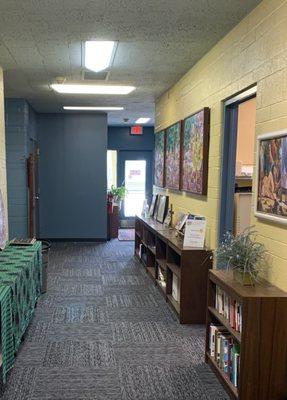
155;0;287;290
0;67;8;240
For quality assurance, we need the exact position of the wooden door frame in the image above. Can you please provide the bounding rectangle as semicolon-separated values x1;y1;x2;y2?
219;85;257;241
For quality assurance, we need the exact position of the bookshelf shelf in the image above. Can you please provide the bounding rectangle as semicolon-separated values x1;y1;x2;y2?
208;306;241;343
206;269;287;400
147;266;156;279
157;280;166;295
166;262;181;277
148;245;156;255
167;293;180;314
206;353;238;399
135;215;212;324
156;259;166;270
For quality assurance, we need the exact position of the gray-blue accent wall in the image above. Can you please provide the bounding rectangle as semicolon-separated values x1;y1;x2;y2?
38;113;107;239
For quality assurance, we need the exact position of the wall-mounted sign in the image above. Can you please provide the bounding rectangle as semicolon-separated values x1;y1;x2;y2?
130;126;143;135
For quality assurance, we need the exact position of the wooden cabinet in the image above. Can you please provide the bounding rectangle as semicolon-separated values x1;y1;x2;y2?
108;205;119;239
205;269;287;400
135;215;212;324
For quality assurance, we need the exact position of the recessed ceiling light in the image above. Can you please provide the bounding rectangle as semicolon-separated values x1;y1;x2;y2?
63;106;124;111
135;117;151;124
51;84;135;95
85;41;116;73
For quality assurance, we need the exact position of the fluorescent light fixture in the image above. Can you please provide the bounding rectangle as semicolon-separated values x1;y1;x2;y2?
63;106;124;111
51;84;135;95
135;117;151;124
85;41;115;72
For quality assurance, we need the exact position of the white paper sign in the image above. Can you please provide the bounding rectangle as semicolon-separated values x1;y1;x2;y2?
183;218;206;248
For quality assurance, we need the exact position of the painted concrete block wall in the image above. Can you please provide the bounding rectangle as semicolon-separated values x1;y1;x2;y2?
38;113;107;239
0;68;8;240
155;0;287;290
5;99;38;238
108;126;154;151
5;99;29;238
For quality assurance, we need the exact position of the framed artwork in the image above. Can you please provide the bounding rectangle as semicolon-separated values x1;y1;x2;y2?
174;212;188;232
255;130;287;224
149;194;158;217
165;121;181;190
156;195;169;223
181;108;210;195
154;130;166;187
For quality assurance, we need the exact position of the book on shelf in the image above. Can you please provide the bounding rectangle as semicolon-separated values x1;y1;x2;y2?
172;274;180;302
215;286;242;332
209;324;240;388
157;266;166;286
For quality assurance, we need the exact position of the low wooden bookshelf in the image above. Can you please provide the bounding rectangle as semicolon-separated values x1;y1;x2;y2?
135;215;212;324
205;269;287;400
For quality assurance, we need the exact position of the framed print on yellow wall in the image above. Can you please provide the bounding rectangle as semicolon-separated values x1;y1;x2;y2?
181;108;210;195
165;121;181;190
255;130;287;224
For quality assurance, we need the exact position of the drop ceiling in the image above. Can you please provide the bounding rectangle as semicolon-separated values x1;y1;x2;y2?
0;0;261;125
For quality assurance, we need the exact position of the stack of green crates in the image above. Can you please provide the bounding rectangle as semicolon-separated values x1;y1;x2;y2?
0;241;42;383
0;285;13;384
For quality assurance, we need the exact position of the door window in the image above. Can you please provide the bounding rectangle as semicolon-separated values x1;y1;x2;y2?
124;160;146;217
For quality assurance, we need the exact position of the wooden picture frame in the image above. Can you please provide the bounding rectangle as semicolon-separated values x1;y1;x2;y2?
165;121;182;190
156;195;169;223
154;130;166;187
180;108;210;195
149;194;158;218
254;130;287;225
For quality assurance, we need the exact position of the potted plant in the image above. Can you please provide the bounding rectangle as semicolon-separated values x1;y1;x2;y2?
214;228;266;285
108;185;127;209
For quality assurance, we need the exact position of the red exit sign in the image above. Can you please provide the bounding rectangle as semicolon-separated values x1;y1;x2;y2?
130;126;143;135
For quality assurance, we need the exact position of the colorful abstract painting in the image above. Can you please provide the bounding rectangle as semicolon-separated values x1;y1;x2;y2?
165;122;181;190
256;131;287;222
154;130;165;187
181;108;210;195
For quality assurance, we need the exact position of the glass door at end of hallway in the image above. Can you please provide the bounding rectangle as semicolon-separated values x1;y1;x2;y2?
117;151;153;223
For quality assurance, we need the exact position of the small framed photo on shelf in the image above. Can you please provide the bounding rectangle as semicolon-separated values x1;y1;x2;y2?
255;130;287;225
174;212;188;232
183;215;206;248
156;195;169;223
148;194;158;217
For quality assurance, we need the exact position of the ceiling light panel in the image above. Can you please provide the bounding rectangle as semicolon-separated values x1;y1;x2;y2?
63;106;124;111
51;84;135;95
135;117;151;124
85;41;116;73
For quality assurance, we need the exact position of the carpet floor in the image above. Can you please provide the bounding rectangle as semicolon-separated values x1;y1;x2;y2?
118;229;135;241
2;240;229;400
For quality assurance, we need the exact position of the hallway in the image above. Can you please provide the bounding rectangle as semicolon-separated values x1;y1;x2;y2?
3;241;227;400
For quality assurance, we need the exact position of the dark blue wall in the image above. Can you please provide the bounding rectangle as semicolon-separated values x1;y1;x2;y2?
38;113;107;239
5;99;37;238
108;126;154;151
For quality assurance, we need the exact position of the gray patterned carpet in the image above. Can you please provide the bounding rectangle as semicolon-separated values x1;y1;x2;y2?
3;240;229;400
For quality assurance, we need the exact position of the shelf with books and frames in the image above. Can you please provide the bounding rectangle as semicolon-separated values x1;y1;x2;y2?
205;269;287;400
134;215;212;324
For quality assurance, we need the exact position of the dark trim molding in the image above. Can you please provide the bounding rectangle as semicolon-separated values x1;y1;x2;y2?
38;238;107;242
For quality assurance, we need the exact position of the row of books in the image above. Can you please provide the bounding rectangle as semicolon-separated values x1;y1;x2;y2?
215;286;242;332
209;324;240;388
